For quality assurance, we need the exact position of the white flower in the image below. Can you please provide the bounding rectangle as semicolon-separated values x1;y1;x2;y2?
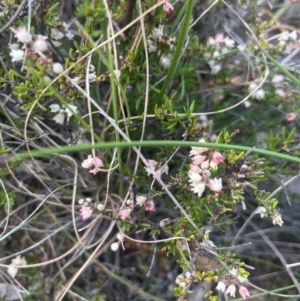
289;30;297;40
224;37;235;48
33;35;48;53
254;89;265;100
225;284;236;297
191;182;206;197
53;109;65;124
160;54;172;69
136;195;147;206
52;62;64;74
64;104;77;118
216;281;226;293
88;72;97;80
273;213;284;226
7;255;27;278
255;206;267;218
188;172;202;185
49;104;60;113
9;49;24;62
272;74;284;84
208;178;222;192
43;75;52;82
65;30;75;40
82;155;94;169
275;88;285;97
51;28;64;40
148;44;157;53
110;242;119;251
151;26;163;40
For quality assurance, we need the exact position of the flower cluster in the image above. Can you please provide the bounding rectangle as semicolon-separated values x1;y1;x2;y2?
188;140;224;197
204;33;235;74
216;269;250;299
81;154;104;175
7;255;27;278
10;26;64;74
175;271;193;288
49;103;77;124
78;197;94;220
255;206;284;226
50;22;75;46
147;25;175;68
277;30;298;54
144;159;169;179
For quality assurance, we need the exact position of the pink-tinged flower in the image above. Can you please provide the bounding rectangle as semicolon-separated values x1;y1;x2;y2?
118;208;132;221
144;159;168;178
11;26;32;43
192;154;206;165
202;169;211;179
7;255;27;278
225;284;236;297
211;151;224;168
215;33;225;43
239;286;250;299
286;112;296;122
273;213;284;226
189;164;201;173
207;178;222;192
80;205;93;220
163;1;174;16
145;198;156;211
190;146;209;156
216;281;226;293
82;155;104;174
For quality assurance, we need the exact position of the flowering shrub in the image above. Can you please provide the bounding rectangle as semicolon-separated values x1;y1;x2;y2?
0;1;300;301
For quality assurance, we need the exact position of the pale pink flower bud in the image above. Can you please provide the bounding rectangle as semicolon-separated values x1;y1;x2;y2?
145;198;155;211
239;285;250;299
192;154;206;165
211;151;224;165
163;1;174;16
189;164;201;173
118;208;132;221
